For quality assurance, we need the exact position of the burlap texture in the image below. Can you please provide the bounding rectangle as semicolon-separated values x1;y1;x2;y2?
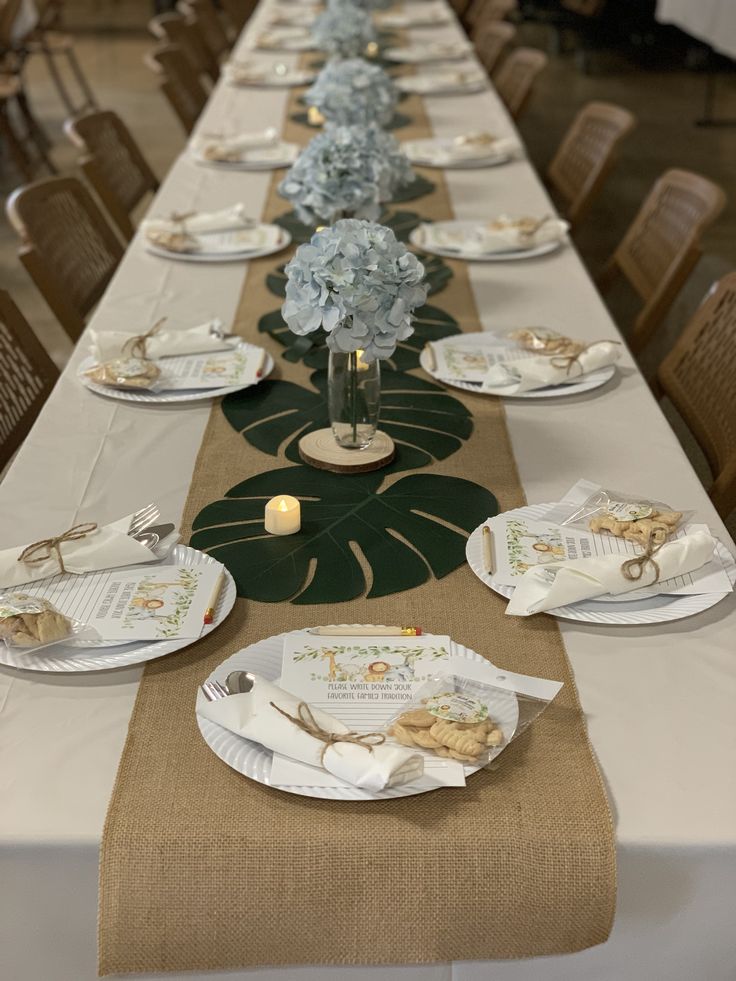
98;60;616;978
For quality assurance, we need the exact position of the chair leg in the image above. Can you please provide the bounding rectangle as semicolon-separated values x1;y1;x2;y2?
64;47;98;111
14;91;57;173
41;45;76;114
0;105;34;179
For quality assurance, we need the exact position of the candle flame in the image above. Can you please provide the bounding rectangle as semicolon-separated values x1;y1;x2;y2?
278;498;289;512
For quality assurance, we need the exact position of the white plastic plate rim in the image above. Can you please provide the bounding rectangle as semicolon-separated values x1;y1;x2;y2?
196;627;519;801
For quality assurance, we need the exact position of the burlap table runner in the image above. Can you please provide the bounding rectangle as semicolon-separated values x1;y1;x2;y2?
98;43;616;977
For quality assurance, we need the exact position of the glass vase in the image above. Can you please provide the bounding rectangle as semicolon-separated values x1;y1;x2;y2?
328;349;381;450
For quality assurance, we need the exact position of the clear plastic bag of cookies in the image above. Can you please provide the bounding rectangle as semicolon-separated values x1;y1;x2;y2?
0;591;97;653
83;357;164;392
546;480;692;549
386;670;563;769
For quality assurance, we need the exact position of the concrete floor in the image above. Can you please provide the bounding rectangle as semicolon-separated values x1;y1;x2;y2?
1;21;734;527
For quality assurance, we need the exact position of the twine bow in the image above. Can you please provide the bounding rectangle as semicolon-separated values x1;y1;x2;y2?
122;317;166;360
620;536;664;584
169;210;196;228
270;701;386;764
17;522;98;575
548;340;621;376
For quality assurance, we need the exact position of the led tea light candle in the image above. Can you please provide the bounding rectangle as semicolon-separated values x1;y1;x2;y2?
264;495;301;535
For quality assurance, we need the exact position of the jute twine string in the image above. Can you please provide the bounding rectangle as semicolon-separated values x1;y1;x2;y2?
620;534;665;583
18;522;98;575
122;317;166;360
270;701;386;764
549;340;622;376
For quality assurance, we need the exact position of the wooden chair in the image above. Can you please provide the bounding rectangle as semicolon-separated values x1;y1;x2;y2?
547;101;636;228
149;11;219;83
219;0;258;37
654;273;736;519
465;0;517;35
64;110;159;241
0;289;59;473
178;0;231;62
493;47;548;120
145;43;208;135
448;0;472;17
597;169;726;353
6;176;124;342
474;21;515;74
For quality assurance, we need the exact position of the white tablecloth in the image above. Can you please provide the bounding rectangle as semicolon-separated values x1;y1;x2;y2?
2;2;736;979
656;0;736;60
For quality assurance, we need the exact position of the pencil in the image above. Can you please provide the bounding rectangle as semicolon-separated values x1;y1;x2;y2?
308;626;423;637
482;525;494;576
255;349;268;378
203;570;225;624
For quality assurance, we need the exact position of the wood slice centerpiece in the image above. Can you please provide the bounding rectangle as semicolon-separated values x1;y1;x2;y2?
298;428;395;473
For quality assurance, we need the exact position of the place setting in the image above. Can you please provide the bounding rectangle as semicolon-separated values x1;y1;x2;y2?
383;39;473;63
411;214;570;260
223;60;316;88
196;624;562;800
0;505;236;671
190;127;300;170
140;203;291;262
376;4;453;30
402;130;521;168
420;327;620;398
78;317;273;404
395;64;488;96
467;479;736;625
252;25;315;51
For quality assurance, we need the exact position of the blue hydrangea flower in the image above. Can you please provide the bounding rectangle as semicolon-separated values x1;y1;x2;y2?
305;57;398;127
312;1;377;58
278;123;415;226
282;219;428;362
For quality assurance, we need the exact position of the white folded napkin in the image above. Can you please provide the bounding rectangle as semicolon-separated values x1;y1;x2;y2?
422;216;569;255
481;342;621;394
141;204;254;238
506;530;716;616
193;127;278;158
198;674;424;792
89;320;238;361
1;515;162;588
404;135;517;165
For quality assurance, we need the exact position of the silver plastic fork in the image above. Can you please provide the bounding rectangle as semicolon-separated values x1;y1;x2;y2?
128;504;160;538
201;679;230;702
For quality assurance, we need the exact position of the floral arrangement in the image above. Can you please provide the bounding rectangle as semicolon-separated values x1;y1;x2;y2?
305;57;397;127
278;123;415;226
282;219;428;362
311;1;377;58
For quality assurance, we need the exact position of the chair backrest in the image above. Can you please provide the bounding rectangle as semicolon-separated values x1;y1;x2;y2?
561;0;607;15
599;168;726;352
146;43;208;135
178;0;230;60
656;272;736;518
466;0;516;32
219;0;258;36
547;101;636;227
6;175;124;342
493;47;548;120
448;0;472;17
474;21;515;74
149;11;218;82
0;289;59;472
64;109;159;241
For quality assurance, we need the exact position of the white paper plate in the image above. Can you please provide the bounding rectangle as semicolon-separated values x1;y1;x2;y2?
396;78;487;97
144;224;290;263
410;222;565;262
466;505;736;625
191;143;299;170
0;545;236;672
77;343;274;404
419;341;616;399
196;627;519;801
403;138;514;169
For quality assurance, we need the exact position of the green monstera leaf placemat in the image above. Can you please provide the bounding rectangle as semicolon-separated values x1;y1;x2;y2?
222;369;472;466
392;173;436;203
273;208;429;245
258;303;460;370
190;466;497;603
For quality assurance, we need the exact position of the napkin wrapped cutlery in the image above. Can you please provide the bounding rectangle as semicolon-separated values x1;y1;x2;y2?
481;341;621;394
198;673;424;792
506;530;717;615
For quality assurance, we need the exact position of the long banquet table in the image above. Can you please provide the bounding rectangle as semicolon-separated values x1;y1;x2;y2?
2;2;736;979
